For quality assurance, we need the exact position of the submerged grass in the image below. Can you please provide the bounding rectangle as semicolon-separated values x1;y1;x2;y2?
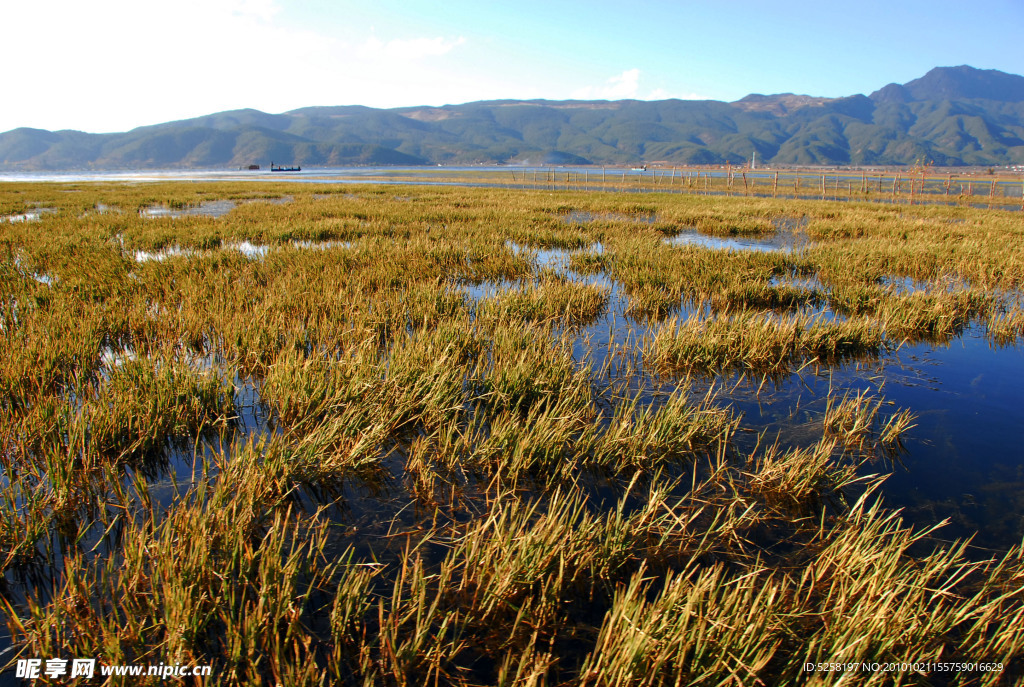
1;181;1023;684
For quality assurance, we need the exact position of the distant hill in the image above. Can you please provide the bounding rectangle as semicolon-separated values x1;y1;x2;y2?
870;66;1024;103
3;66;1024;170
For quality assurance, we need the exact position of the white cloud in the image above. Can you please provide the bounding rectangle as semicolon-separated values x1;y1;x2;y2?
572;69;642;100
571;71;713;103
229;0;280;21
360;36;467;62
0;0;476;132
650;89;713;101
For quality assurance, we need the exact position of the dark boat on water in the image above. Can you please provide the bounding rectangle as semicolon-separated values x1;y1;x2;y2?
270;162;301;172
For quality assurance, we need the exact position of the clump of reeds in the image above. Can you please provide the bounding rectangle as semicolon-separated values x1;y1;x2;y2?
823;387;917;452
711;282;823;312
880;289;992;342
583;386;737;470
623;285;682;320
4;443;342;685
78;350;235;460
476;278;609;325
986;309;1024;346
648;311;884;376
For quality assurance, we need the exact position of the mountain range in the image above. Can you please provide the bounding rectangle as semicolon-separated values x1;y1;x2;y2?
3;66;1024;170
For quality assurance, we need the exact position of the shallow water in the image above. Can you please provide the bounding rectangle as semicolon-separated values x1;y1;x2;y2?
4;183;1024;680
131;239;351;262
18;224;1024;556
1;208;56;223
225;240;269;259
879;274;965;293
464;239;1024;552
505;240;604;270
133;245;197;262
4;227;1024;657
140;199;238;219
664;229;808;253
290;239;352;250
559;210;657;225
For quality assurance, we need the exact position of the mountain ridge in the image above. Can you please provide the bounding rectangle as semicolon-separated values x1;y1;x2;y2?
4;66;1024;170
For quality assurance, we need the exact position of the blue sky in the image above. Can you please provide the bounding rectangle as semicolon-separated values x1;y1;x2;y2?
4;0;1023;133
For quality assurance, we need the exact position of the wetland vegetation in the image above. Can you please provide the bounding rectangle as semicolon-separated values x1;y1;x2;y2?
1;181;1023;685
